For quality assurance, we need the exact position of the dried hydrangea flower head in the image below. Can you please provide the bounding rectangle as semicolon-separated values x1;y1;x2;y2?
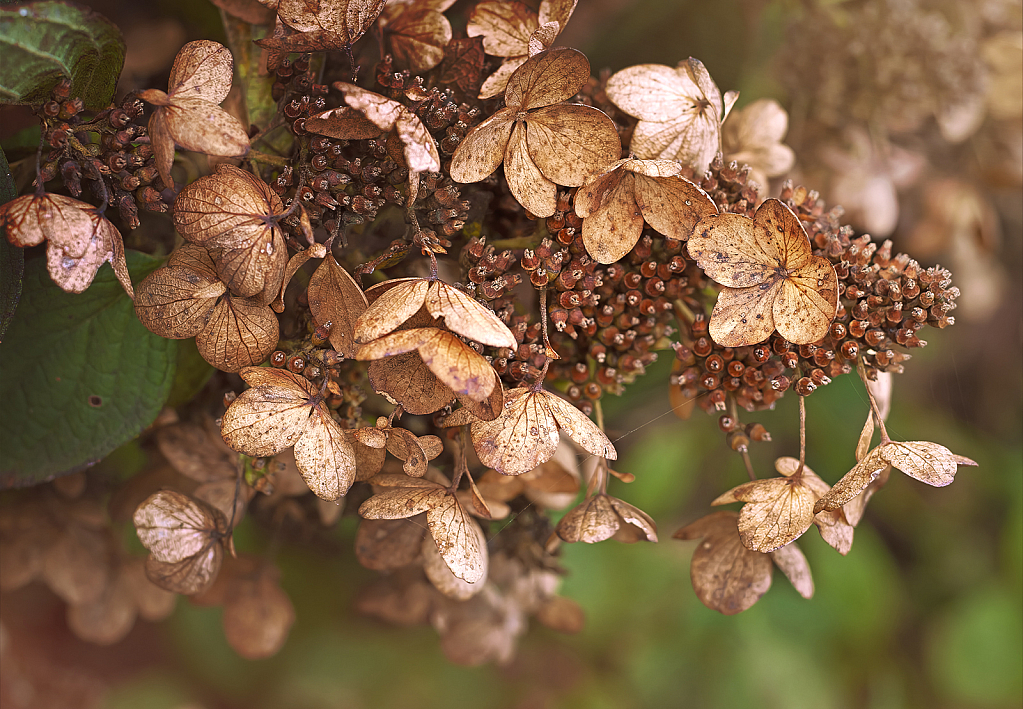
220;367;357;501
173;165;288;300
134;244;279;372
359;472;487;583
133;490;231;596
722;98;796;199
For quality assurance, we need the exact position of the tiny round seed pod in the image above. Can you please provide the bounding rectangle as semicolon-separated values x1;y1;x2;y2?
271;351;288;367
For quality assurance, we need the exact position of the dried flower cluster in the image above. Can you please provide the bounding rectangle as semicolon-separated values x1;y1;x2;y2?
1;0;981;666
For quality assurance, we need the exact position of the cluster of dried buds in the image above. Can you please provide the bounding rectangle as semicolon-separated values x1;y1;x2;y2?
2;0;977;665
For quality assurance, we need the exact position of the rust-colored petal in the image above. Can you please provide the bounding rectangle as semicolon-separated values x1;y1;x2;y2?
449;107;516;183
354;277;430;342
195;294;279;372
293;408;356;500
466;0;536;57
168;40;234;104
306;254;368;358
505;120;557;217
707;282;781;347
505;46;589;111
425;280;516;348
525;103;621;187
673;510;773;615
220;368;316;457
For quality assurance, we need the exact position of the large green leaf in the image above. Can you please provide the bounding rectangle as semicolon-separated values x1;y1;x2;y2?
0;1;125;110
0;145;21;341
0;250;175;487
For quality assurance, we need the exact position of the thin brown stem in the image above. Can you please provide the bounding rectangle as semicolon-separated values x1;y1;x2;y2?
857;359;891;443
796;395;806;477
740;447;757;481
538;285;560;360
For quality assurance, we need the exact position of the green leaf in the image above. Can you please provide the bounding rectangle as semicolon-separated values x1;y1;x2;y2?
0;250;175;488
165;337;214;409
0;1;125;110
0;145;22;341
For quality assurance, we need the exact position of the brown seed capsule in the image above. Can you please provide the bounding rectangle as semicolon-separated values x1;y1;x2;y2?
693;337;713;357
270;351;288;367
745;423;770;442
718;415;737;432
727;360;745;378
727;431;750;451
708;390;726;410
829;322;847;340
692;314;708;335
287;355;306;373
865;329;886;347
705;354;724;373
770;375;790;392
795;377;816;396
839;340;859;360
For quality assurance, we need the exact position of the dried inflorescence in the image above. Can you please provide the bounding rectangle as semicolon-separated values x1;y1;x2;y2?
1;0;977;665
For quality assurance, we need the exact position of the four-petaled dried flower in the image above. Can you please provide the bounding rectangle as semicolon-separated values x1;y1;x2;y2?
1;193;133;297
574;158;718;264
220;367;357;501
139;40;250;189
133;490;231;595
687;198;840;346
359;472;486;583
450;47;621;217
467;0;577;99
605;58;738;174
674;511;813;615
815;440;977;514
379;0;457;74
173;165;288;300
443;386;616;476
712;456;837;553
134;244;279;372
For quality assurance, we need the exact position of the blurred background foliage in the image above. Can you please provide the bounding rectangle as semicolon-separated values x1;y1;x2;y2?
1;0;1020;707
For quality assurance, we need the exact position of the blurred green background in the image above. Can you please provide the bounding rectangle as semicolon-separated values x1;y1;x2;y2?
2;0;1021;708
